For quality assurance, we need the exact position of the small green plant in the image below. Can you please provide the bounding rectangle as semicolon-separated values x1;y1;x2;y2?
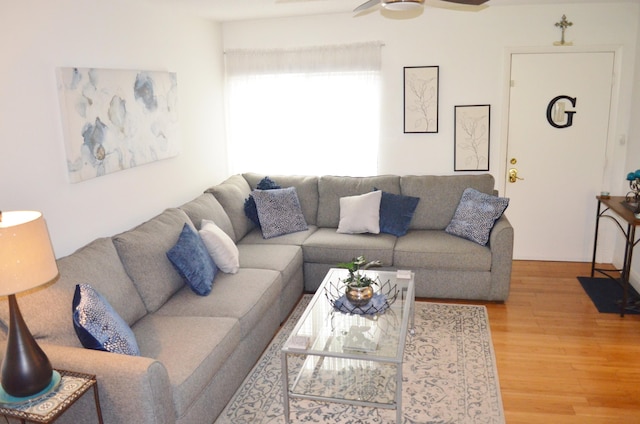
336;256;382;288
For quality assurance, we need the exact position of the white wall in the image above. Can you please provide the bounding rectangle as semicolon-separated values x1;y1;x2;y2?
223;1;639;275
623;4;640;287
0;0;227;257
223;2;638;196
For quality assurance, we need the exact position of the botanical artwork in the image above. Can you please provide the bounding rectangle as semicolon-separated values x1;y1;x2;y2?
454;105;490;171
404;66;439;133
57;67;180;183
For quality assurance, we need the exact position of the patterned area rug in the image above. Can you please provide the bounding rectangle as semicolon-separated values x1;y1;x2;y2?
215;295;504;424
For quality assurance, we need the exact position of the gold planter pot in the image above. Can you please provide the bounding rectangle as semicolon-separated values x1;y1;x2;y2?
345;284;374;306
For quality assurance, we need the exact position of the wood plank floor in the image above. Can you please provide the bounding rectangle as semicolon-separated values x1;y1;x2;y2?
477;261;640;423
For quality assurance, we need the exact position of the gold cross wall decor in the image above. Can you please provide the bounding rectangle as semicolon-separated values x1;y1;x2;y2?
554;14;573;46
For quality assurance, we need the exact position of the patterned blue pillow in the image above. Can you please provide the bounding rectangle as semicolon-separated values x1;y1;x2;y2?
252;187;308;239
72;283;140;356
244;177;281;228
379;191;420;237
167;223;218;295
445;188;509;245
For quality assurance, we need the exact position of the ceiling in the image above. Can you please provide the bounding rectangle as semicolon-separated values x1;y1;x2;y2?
145;0;635;22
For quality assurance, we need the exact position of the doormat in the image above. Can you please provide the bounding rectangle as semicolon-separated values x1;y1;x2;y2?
577;276;640;315
215;295;504;423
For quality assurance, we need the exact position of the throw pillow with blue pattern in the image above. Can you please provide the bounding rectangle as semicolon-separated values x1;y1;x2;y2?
72;283;141;356
446;188;509;245
252;187;308;238
244;177;281;228
167;223;218;295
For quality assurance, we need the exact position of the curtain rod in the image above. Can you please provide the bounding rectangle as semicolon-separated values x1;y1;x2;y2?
223;41;385;55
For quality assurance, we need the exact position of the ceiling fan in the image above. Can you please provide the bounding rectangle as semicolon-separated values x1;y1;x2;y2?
355;0;488;13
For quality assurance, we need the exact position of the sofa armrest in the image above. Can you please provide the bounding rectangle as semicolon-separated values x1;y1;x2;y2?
4;343;176;424
487;215;514;301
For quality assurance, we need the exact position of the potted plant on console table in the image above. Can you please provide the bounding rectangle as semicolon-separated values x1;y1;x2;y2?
337;256;382;306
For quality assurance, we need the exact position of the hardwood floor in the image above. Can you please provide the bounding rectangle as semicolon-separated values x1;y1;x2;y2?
484;261;640;423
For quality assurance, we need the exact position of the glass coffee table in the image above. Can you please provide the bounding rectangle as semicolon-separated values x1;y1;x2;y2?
281;268;415;423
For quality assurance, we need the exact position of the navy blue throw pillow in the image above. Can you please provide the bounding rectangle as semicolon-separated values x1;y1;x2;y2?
167;223;218;296
244;177;281;228
378;191;420;237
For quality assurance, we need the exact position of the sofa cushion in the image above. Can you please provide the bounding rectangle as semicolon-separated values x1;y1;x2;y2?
237;244;303;289
132;314;241;419
317;175;400;228
252;187;308;239
155;268;282;340
303;227;396;265
113;208;192;313
400;174;495;230
179;193;235;240
337;191;382;234
379;191;420;237
393;230;492;271
239;225;318;246
446;188;509;245
0;237;146;347
73;283;141;356
167;224;218;296
243;173;319;226
199;219;240;274
206;175;254;242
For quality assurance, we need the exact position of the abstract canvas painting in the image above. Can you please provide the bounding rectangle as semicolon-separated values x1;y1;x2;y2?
57;67;180;183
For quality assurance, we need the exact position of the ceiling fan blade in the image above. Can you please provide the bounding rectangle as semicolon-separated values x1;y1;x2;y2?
354;0;381;12
442;0;488;5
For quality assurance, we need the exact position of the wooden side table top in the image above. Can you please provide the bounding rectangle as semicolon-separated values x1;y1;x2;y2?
0;369;101;423
597;196;640;225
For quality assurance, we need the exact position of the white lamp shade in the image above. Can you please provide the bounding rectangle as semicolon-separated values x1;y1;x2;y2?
0;211;58;296
382;0;424;11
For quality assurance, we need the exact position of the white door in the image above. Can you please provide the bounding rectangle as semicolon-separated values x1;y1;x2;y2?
505;51;615;261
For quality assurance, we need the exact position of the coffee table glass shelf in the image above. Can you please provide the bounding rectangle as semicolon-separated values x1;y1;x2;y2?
281;268;415;423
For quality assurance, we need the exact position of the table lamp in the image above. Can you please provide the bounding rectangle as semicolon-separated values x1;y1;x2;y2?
0;211;59;398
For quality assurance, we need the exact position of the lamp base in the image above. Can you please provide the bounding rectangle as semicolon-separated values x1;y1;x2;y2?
0;370;61;405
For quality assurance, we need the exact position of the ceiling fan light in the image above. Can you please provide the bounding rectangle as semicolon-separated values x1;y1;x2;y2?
381;0;425;11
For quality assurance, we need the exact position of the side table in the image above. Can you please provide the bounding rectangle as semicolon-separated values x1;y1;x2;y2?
0;370;103;423
591;195;640;317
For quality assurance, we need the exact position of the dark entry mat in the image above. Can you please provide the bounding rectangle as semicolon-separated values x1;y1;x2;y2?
577;276;640;315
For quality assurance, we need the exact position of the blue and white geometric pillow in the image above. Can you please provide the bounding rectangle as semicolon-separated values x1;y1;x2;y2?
252;187;308;239
445;188;509;245
72;283;141;356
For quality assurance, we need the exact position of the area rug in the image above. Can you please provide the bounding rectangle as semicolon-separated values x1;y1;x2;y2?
577;276;640;314
215;295;504;424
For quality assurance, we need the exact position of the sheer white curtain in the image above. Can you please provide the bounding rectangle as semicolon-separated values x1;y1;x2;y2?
224;42;382;176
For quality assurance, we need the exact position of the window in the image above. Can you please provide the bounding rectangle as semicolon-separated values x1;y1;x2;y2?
225;42;382;176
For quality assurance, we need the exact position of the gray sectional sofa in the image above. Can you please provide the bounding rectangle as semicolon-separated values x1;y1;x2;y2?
0;173;513;424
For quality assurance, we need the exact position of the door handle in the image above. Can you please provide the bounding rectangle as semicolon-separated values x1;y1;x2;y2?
508;168;524;183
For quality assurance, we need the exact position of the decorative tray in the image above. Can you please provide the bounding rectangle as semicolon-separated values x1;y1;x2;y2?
324;278;399;315
621;200;640;214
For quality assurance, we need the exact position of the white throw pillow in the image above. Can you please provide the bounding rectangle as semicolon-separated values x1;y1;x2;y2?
337;191;382;234
199;219;240;274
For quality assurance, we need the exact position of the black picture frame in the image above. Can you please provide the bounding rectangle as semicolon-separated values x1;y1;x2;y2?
454;104;491;171
403;66;439;133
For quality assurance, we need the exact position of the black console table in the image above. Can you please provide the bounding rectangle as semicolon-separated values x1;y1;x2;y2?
591;196;640;316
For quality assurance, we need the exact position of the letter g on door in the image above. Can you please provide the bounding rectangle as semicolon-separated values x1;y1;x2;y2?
546;95;577;128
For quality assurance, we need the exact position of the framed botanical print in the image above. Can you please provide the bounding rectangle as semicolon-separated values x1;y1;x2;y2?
404;66;439;133
454;104;490;171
